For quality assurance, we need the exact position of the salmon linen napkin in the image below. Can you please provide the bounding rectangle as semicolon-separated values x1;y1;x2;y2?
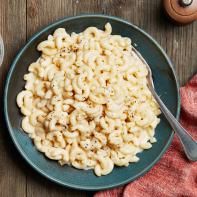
94;74;197;197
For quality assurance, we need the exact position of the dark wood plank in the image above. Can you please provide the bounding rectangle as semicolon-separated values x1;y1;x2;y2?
0;0;27;197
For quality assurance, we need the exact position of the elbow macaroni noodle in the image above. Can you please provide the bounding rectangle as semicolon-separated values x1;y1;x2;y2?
16;23;161;176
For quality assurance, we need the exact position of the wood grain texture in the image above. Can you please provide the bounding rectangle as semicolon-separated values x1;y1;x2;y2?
0;0;196;197
0;1;27;197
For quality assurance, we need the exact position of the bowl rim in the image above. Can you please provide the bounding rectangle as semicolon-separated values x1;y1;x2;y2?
0;34;4;66
4;14;180;191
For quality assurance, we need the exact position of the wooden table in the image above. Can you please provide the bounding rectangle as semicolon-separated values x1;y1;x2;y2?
0;0;196;196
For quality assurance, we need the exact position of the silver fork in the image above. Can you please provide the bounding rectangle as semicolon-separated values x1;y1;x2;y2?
132;47;197;161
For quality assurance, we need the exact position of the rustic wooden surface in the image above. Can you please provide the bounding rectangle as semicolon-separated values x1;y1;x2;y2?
0;0;196;196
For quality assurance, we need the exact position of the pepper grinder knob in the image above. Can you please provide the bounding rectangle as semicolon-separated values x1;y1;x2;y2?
180;0;193;7
164;0;197;24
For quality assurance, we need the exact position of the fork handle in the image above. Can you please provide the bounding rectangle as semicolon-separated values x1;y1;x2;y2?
151;89;197;161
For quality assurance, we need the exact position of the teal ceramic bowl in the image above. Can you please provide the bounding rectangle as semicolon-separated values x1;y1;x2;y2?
4;15;180;191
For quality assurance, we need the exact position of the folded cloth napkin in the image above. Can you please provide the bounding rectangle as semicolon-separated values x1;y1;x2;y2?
94;74;197;197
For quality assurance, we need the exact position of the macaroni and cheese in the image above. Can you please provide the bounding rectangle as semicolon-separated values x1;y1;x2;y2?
16;23;161;176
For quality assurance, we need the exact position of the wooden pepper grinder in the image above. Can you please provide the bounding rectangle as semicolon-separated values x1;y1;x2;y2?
164;0;197;24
